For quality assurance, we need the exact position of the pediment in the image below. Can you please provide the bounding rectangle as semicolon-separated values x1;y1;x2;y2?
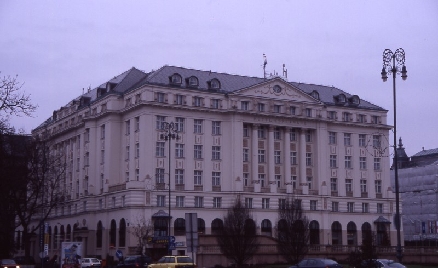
236;78;320;104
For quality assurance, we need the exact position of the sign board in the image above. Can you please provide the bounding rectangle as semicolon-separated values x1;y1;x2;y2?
61;242;83;268
115;249;123;260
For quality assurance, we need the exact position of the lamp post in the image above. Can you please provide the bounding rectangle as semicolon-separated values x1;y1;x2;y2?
159;122;180;254
381;48;407;262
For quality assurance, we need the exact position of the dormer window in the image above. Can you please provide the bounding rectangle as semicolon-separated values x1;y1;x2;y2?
335;94;346;105
97;88;107;98
170;73;182;85
209;79;221;90
349;95;360;105
187;76;199;87
310;90;320;100
80;96;91;106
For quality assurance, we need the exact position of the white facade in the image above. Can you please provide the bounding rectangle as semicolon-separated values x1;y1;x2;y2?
29;66;398;258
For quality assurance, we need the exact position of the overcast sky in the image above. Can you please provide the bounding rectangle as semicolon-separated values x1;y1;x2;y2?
1;0;437;157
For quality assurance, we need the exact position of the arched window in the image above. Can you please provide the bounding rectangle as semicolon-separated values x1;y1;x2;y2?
376;222;390;246
197;218;205;234
209;79;221;90
261;219;272;235
309;220;320;245
154;218;168;237
211;219;223;234
277;219;288;241
60;225;65;244
331;221;342;245
245;219;256;236
361;222;372;244
170;73;182;85
96;221;103;248
347;222;357;246
110;219;117;247
174;218;186;236
66;224;72;242
187;76;199;87
119;219;126;247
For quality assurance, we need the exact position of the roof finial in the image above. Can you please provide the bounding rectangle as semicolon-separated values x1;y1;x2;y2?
263;54;267;79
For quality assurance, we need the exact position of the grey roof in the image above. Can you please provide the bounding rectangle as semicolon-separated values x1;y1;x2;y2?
412;148;438;157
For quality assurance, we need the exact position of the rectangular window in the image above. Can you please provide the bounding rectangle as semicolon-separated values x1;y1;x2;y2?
125;171;129;182
193;97;202;107
258;150;265;163
125;145;130;160
310;200;317;211
344;133;351;146
343;112;352;121
347;202;355;213
358;114;366;123
262;198;270;209
279;198;286;209
84;128;90;143
362;203;369;213
245;198;253;208
176;196;185;207
258;174;266;187
212;172;221;186
377;203;383;214
100;150;105;164
371;115;379;124
330;178;337;192
360;179;367;193
212;146;221;160
243;173;249;187
175;143;184;158
274;127;281;140
135;168;139;181
290;106;296;115
359;134;366;147
307;177;313;190
328;111;337;119
243;149;249;162
374;158;381;170
345;156;352;169
125;120;130;135
306;153;312;166
291;176;297;189
156;168;165;183
375;180;382;194
175;169;184;185
195;196;204;208
157;92;165;103
101;124;105;139
213;197;222;208
360;157;367;169
258;103;265;112
212;121;221;135
194;170;202;185
175;94;184;105
156;115;166;130
373;135;381;148
194;145;203;159
257;126;266;139
241;101;249;110
157;195;165;207
332;202;339;212
211;99;220;109
175;117;185;132
273;105;281;113
290;128;297;141
305;108;312;117
243;124;249;137
305;130;312;142
275;175;281;188
194;119;203;134
290;152;297;165
135;116;140;131
329;132;337;144
346;179;352;193
156;142;165;157
135;143;140;158
274;151;281;164
330;155;337;168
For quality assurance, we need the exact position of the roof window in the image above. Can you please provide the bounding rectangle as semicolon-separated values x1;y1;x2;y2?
169;73;182;85
208;78;221;90
310;90;320;100
349;95;360;105
186;76;199;87
335;94;346;105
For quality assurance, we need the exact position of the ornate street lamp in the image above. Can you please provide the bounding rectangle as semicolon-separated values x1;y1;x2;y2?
381;48;407;262
159;122;180;254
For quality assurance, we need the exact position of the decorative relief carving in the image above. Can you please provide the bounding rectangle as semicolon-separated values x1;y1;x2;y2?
255;84;302;98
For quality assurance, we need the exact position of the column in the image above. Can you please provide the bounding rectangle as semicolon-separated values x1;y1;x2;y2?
268;125;276;193
252;124;260;192
284;128;292;193
299;128;308;194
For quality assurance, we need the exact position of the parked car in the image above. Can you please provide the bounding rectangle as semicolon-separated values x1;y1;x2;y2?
360;259;405;268
1;259;20;268
289;258;343;268
13;256;35;266
81;258;101;268
117;256;152;268
147;256;195;268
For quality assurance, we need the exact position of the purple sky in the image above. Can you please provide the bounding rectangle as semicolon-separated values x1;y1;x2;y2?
1;0;437;157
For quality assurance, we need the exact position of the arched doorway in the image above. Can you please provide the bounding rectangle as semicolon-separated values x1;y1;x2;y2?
309;220;320;245
261;219;272;236
331;221;342;245
347;222;357;246
211;219;223;234
119;219;126;247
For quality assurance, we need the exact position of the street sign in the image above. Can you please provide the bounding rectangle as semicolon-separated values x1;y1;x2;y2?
115;249;123;259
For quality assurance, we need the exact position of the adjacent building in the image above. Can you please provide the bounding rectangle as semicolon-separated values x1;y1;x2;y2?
23;65;397;261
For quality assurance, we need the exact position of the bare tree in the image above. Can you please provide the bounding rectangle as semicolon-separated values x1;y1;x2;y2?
11;129;66;257
216;198;259;268
127;216;154;255
276;198;309;264
0;73;37;117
